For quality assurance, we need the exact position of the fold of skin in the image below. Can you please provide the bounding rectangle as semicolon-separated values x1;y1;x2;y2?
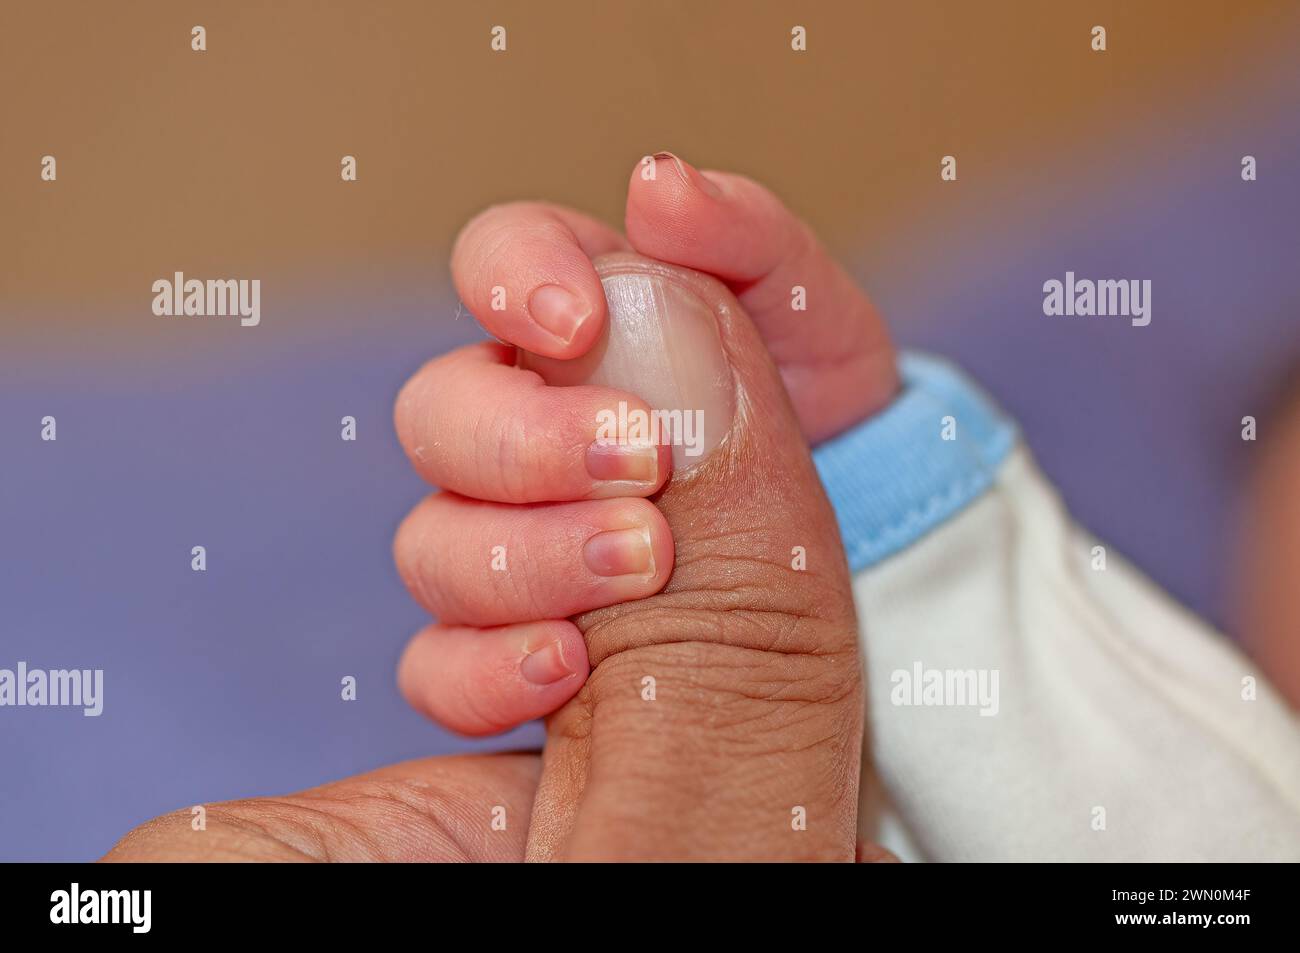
521;253;865;861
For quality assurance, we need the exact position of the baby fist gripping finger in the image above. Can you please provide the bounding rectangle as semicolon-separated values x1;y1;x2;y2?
625;152;898;443
521;252;865;861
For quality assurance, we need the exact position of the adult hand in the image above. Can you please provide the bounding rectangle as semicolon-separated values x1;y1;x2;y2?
103;754;541;861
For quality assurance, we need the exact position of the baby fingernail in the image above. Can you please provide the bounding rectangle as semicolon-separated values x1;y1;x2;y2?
655;151;723;198
586;440;659;484
529;284;590;344
583;526;654;577
521;639;573;686
520;269;735;470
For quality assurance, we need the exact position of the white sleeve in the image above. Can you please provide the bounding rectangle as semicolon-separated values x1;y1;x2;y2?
814;353;1300;861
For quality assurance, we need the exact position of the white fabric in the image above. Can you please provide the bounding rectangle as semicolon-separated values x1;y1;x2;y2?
854;446;1300;861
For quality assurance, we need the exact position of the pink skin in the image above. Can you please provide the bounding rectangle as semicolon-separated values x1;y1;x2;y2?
399;620;590;737
395;341;672;503
624;153;899;442
449;203;626;359
394;152;897;738
393;495;673;626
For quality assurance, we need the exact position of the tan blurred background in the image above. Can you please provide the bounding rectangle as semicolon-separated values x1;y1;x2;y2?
4;0;1294;335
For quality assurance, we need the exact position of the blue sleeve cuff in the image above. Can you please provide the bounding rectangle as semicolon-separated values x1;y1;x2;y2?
812;352;1018;573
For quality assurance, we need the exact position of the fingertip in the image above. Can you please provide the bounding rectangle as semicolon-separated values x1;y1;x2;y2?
615;496;675;595
450;203;618;361
648;501;675;591
625;156;792;287
399;621;589;737
628;151;722;203
627;152;701;236
524;279;607;360
519;619;590;691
